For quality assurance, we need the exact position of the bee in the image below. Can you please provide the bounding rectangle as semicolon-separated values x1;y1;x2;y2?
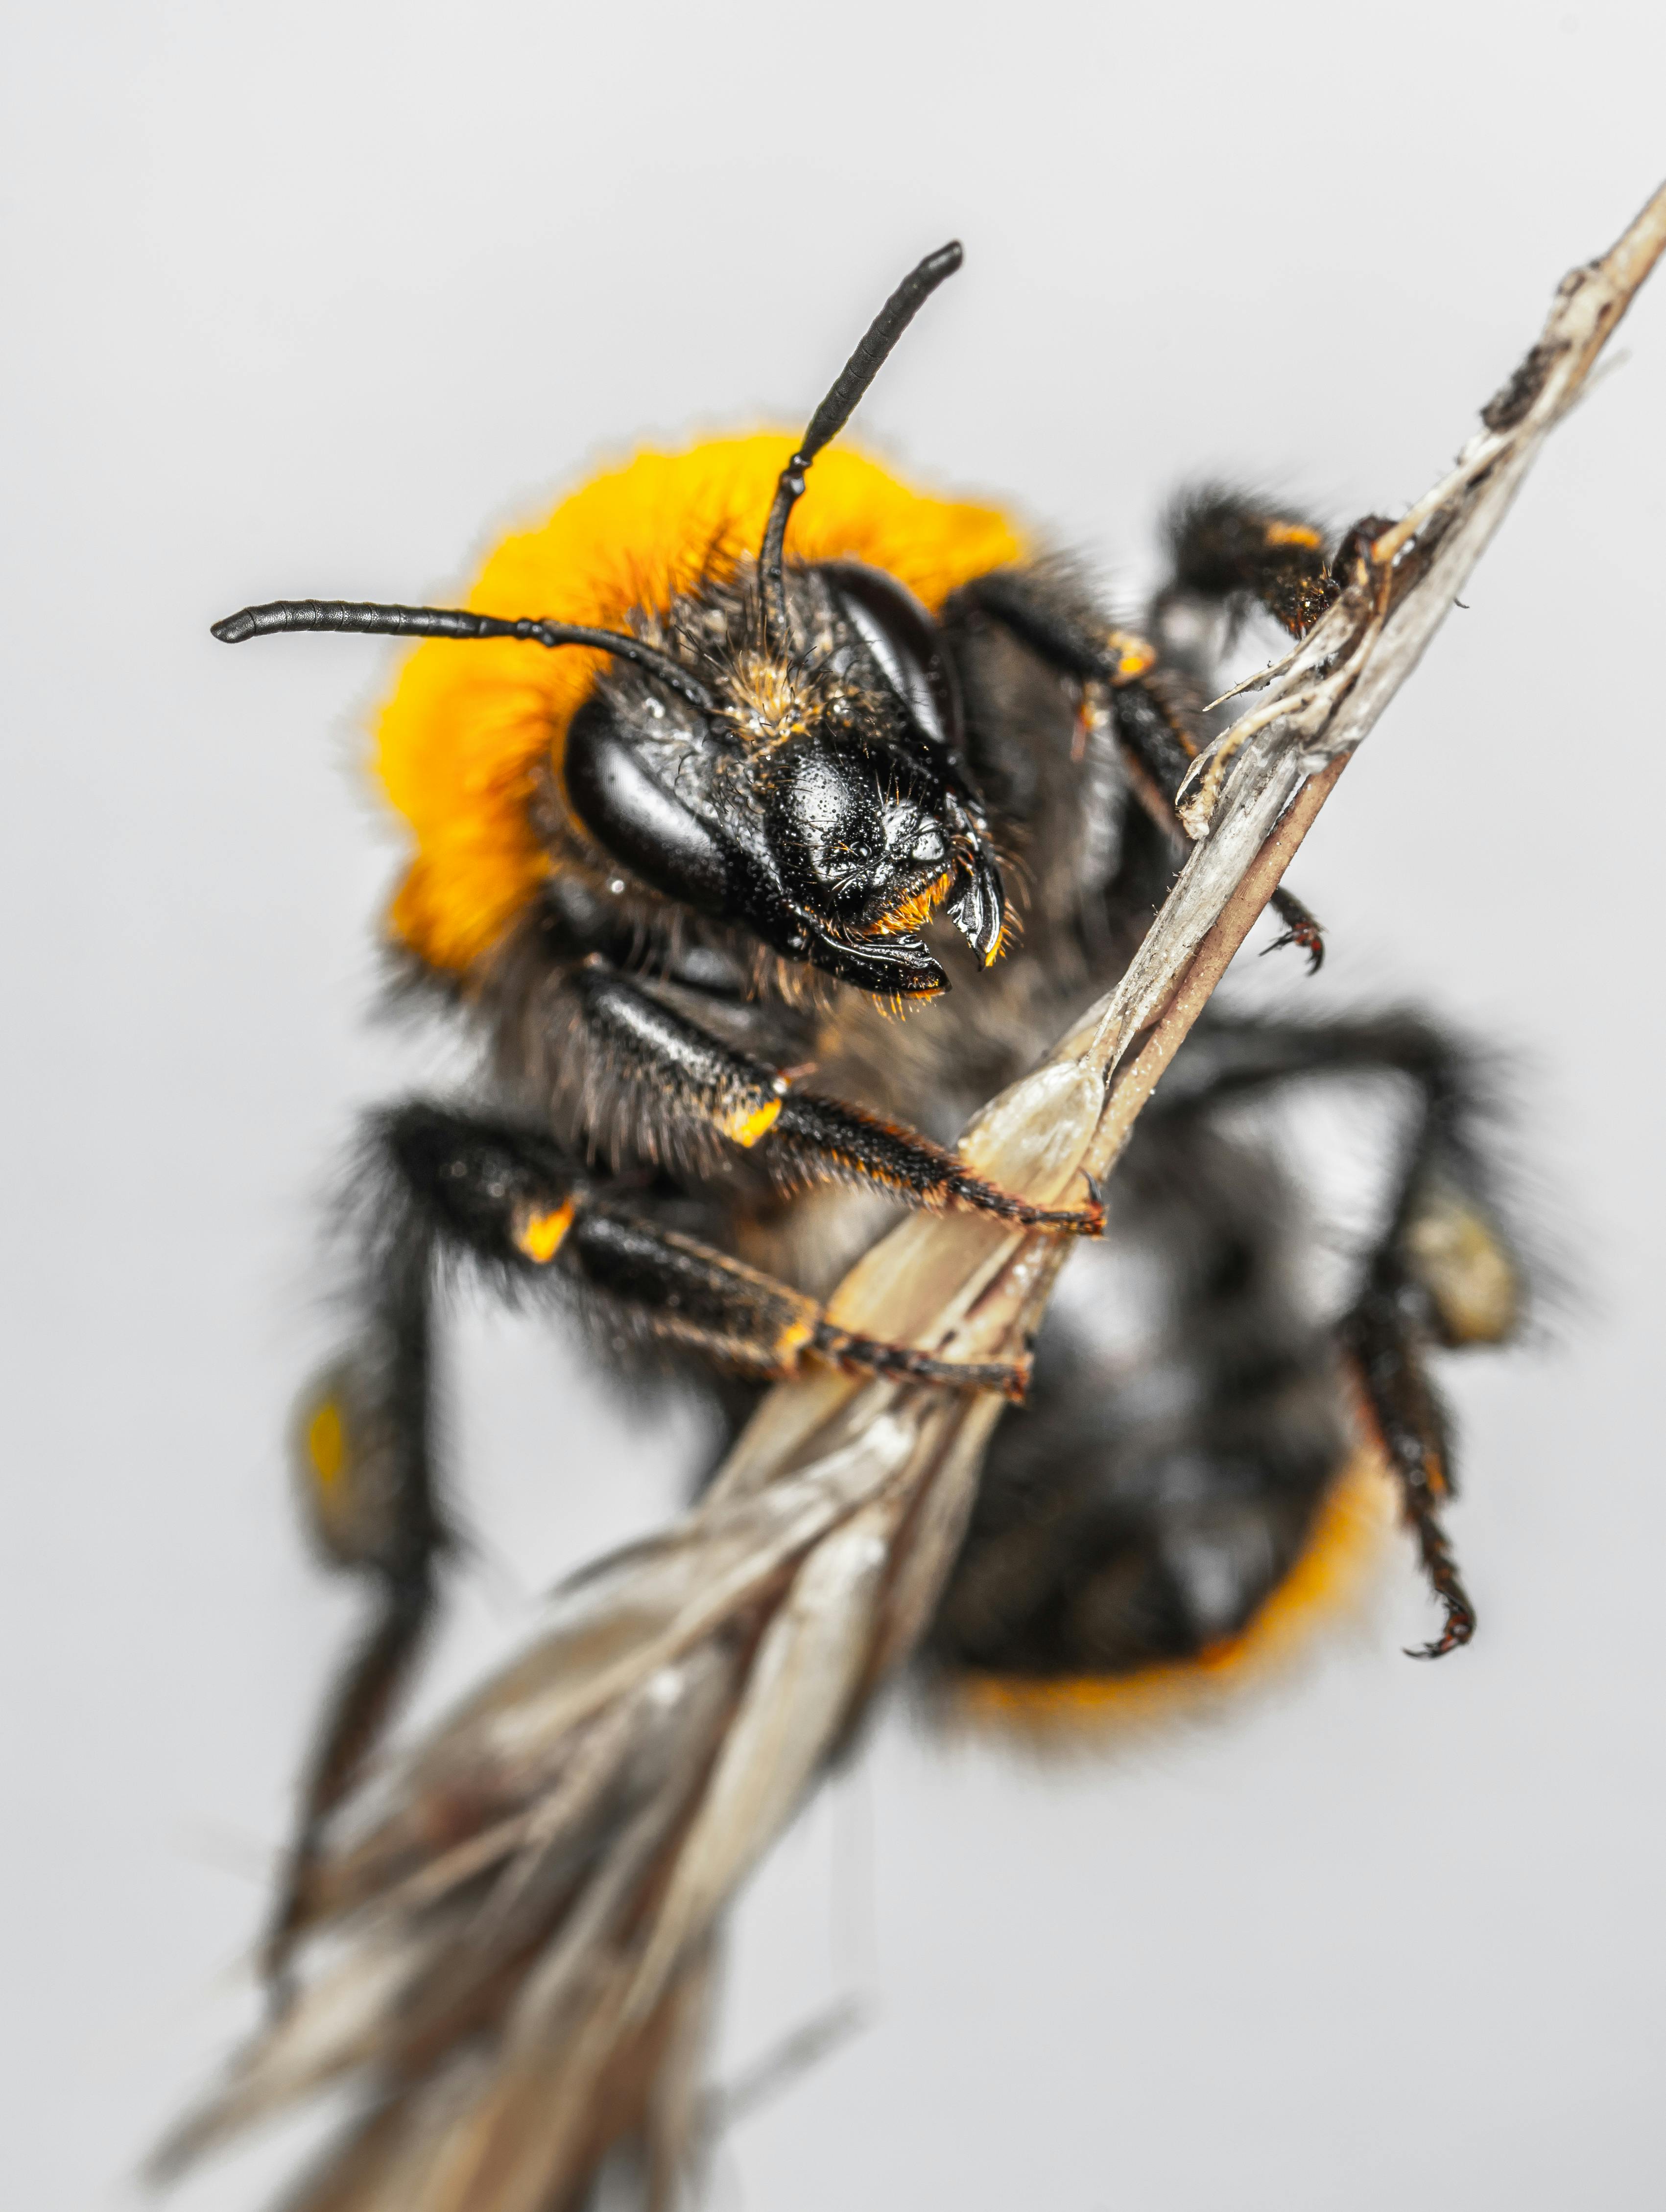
212;242;1522;1975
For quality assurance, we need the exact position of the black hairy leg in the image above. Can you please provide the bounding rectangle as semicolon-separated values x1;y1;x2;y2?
357;1100;1030;1389
274;1211;446;1987
1156;485;1340;641
1152;489;1340;979
1342;1278;1472;1658
270;1097;1033;1981
946;565;1205;804
1152;1009;1520;1656
943;514;1336;972
1153;1011;1521;1350
503;953;1103;1232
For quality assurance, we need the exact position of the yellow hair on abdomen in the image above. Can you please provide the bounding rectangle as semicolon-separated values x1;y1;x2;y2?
373;435;1026;973
953;1445;1402;1743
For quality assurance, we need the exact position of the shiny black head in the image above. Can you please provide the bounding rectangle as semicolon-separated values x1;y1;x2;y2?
560;240;1004;999
562;558;1005;996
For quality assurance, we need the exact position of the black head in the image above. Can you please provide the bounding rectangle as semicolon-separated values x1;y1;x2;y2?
562;555;1005;996
210;246;999;997
562;243;999;997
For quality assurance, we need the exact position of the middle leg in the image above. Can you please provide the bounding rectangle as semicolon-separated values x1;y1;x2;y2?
944;493;1340;967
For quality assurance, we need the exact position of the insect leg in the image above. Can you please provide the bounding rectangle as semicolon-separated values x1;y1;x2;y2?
550;960;1100;1232
366;1099;1031;1397
1154;1010;1522;1653
1149;492;1339;971
1156;486;1340;640
946;569;1326;968
274;1199;446;1985
1342;1270;1473;1658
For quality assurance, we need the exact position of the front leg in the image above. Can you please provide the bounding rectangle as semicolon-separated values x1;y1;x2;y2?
949;559;1329;970
552;959;1101;1231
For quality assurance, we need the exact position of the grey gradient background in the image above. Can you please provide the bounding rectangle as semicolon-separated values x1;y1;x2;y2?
3;4;1664;2207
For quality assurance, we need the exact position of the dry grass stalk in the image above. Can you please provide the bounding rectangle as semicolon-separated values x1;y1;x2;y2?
158;181;1666;2212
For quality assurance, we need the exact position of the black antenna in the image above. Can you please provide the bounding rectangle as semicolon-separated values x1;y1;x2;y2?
757;241;964;653
210;599;715;712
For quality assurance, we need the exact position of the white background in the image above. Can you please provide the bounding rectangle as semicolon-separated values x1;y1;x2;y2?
3;4;1663;2208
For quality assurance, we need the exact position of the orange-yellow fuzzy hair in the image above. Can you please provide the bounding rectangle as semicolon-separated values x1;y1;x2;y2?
372;435;1026;974
953;1446;1402;1742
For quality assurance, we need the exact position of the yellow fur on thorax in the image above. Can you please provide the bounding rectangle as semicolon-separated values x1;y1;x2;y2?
372;435;1026;973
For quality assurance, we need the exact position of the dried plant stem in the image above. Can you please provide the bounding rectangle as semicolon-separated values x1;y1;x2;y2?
1094;750;1351;1168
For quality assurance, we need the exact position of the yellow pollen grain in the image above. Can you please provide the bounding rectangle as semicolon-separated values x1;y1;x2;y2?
307;1400;346;1490
1404;1197;1520;1345
515;1200;576;1264
1265;522;1322;548
774;1314;816;1361
718;1095;783;1148
1106;630;1156;681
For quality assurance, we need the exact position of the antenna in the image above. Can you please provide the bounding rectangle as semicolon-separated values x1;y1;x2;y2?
757;242;963;653
210;599;714;712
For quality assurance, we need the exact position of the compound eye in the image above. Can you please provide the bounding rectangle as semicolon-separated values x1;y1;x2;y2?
563;692;730;914
818;561;964;751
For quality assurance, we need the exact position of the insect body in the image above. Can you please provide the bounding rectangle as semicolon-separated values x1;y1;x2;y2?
214;245;1520;1972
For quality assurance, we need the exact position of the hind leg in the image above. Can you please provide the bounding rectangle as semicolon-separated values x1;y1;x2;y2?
1154;485;1339;641
945;498;1340;970
1154;1010;1521;1655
